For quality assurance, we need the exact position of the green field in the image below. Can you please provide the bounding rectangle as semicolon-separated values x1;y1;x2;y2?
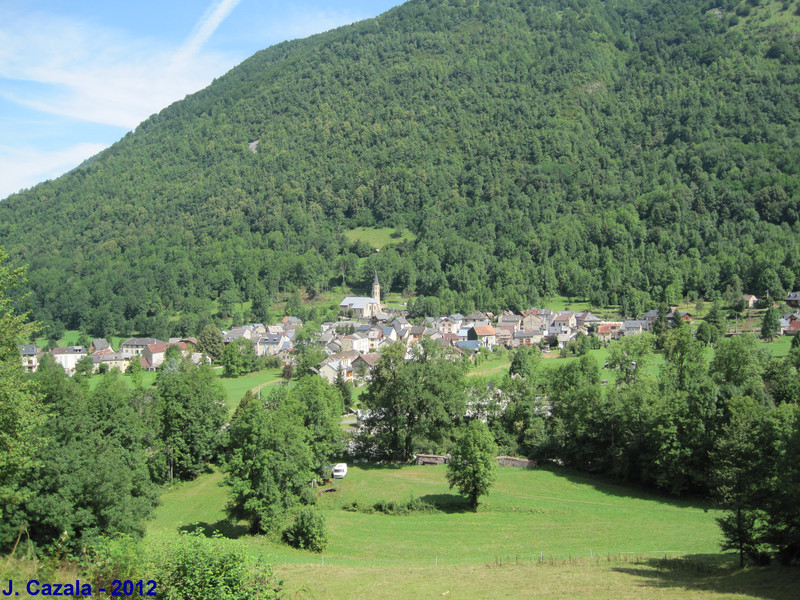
140;463;784;598
344;227;416;250
86;367;285;414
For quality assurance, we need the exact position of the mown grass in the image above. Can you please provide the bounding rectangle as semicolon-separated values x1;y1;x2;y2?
148;464;722;564
141;463;800;598
86;367;284;414
344;227;416;250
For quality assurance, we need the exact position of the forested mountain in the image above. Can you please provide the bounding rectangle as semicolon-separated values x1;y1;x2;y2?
1;0;799;337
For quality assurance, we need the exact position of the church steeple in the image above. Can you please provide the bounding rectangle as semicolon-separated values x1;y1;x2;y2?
372;270;381;304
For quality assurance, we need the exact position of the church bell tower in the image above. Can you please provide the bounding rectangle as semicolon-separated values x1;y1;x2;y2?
372;270;381;305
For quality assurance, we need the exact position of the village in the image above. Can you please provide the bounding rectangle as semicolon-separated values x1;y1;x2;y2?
17;274;800;379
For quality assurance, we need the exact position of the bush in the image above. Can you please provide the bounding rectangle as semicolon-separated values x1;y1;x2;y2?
282;508;327;552
342;497;434;516
154;531;282;600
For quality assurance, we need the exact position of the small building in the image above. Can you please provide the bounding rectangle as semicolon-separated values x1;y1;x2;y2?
468;325;496;348
19;343;40;373
786;292;800;308
414;454;449;465
51;346;88;375
90;338;111;353
120;338;165;359
92;352;129;373
352;352;381;378
496;456;536;469
743;295;759;309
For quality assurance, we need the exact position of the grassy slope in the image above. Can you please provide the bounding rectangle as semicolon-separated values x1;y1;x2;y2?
86;367;285;414
343;227;416;250
146;465;733;588
144;463;800;598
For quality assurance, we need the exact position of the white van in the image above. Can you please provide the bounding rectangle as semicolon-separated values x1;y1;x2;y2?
332;463;348;479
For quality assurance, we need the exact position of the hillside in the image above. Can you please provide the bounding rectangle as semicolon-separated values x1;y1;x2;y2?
1;0;799;337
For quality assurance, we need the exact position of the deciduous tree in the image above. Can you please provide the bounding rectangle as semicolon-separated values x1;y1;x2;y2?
447;421;498;510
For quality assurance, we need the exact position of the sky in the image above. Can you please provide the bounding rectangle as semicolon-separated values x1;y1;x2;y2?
0;0;403;200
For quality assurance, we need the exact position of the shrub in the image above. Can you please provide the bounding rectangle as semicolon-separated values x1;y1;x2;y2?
282;508;328;553
154;531;282;600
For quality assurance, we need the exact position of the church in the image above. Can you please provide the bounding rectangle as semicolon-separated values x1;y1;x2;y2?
339;271;382;319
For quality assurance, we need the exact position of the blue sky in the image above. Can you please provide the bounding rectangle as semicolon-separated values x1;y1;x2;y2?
0;0;403;200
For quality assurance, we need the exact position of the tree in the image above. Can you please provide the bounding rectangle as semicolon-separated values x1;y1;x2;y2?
711;397;772;567
222;337;257;377
224;388;316;533
447;421;498;510
154;360;227;482
361;340;466;461
75;354;95;378
761;305;780;340
0;250;44;549
197;324;224;362
607;333;656;386
509;346;539;380
17;367;158;551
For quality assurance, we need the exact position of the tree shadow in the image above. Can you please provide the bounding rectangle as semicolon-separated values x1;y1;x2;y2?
350;461;404;471
540;464;715;512
611;554;800;600
419;494;473;514
179;519;249;540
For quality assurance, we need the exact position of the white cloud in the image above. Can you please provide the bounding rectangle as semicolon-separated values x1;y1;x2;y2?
174;0;244;66
0;2;242;130
0;142;109;200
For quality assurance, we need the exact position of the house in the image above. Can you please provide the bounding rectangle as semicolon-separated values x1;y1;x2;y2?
352;353;381;378
366;327;384;350
463;312;490;328
521;313;545;332
409;326;427;342
622;320;647;336
91;338;111;353
468;325;496;348
19;343;40;373
222;327;252;344
315;360;351;384
667;310;694;324
576;312;603;329
537;309;555;328
51;346;88;375
441;332;459;347
553;311;577;329
314;350;360;384
743;295;759;309
140;342;187;371
256;333;289;357
436;316;462;334
120;338;165;358
641;310;660;329
786;292;800;308
455;340;481;353
340;333;370;354
497;313;523;331
91;352;129;373
382;327;398;343
786;320;800;336
169;337;198;349
512;331;540;347
596;322;623;343
494;325;515;347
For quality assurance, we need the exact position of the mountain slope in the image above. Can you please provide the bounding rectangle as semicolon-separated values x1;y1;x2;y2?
1;0;799;337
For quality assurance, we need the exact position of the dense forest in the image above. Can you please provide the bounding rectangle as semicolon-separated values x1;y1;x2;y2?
1;0;799;336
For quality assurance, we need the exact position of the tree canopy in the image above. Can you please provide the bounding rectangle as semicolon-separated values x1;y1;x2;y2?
0;0;798;336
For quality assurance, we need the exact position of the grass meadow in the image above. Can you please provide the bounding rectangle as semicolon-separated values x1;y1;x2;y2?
343;226;416;250
140;463;800;599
